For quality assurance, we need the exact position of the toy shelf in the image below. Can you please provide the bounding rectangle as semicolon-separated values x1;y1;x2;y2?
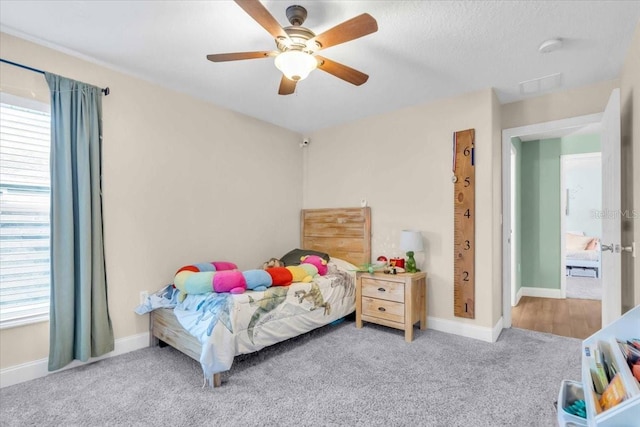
568;306;640;427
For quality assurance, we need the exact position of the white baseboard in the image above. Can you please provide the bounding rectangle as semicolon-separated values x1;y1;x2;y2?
520;286;563;299
427;315;503;343
0;332;150;388
491;317;504;342
514;286;524;306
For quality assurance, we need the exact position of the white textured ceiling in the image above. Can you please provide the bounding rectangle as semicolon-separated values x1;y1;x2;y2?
1;1;639;134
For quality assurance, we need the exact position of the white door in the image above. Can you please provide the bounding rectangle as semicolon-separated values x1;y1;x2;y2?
510;146;517;306
600;88;621;327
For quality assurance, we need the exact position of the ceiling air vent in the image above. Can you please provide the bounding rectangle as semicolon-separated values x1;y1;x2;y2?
519;72;563;95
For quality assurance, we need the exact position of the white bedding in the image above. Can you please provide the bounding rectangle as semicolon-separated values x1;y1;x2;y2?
566;250;600;262
565;233;600;277
136;261;356;383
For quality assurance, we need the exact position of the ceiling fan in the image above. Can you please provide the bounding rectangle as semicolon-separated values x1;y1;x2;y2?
206;0;378;95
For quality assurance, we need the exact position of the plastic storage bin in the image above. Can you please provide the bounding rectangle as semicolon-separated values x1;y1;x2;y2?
557;380;588;427
556;305;640;426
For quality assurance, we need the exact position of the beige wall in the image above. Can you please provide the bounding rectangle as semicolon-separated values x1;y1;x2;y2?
304;88;501;329
0;33;302;369
620;22;640;310
501;79;619;129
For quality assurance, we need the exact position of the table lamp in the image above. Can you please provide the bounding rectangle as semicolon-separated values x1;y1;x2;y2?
400;230;424;273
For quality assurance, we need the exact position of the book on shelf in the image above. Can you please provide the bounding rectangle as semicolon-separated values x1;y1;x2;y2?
589;347;609;394
601;345;617;381
599;372;628;411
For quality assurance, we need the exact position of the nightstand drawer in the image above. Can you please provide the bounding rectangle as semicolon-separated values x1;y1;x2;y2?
362;297;404;323
361;278;404;303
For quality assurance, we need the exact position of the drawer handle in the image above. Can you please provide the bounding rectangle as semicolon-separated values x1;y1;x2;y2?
378;307;386;312
377;287;386;292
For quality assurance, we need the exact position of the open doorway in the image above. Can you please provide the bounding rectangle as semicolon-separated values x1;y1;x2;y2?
502;113;606;339
503;89;622;339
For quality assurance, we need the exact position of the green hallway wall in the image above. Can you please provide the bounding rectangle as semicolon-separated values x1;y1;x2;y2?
520;133;601;289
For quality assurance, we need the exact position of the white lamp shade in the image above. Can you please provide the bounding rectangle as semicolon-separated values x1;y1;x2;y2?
274;51;317;81
400;230;424;252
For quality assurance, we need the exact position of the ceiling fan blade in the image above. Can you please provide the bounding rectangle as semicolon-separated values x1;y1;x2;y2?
278;75;297;95
316;56;369;86
310;13;378;50
207;51;276;62
234;0;290;41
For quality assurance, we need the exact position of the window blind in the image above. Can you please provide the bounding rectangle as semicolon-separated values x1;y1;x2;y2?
0;100;51;327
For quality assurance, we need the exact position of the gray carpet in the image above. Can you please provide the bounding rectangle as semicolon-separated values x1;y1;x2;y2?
0;319;582;427
566;276;602;300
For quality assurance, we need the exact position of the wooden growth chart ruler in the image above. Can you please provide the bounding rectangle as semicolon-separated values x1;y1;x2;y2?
452;129;475;318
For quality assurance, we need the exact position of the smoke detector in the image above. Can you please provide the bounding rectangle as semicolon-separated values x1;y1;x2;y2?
538;38;563;53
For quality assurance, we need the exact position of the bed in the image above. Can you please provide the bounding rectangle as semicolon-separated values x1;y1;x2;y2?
565;232;600;278
143;207;371;387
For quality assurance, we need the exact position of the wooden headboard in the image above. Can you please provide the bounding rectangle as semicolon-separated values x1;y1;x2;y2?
300;207;371;267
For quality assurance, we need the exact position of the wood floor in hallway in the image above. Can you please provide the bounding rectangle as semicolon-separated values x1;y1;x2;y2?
511;296;601;340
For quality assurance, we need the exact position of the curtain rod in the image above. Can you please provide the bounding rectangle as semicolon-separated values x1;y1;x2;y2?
0;58;110;96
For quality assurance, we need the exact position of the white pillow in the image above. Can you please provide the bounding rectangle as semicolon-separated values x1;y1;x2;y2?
328;257;359;273
566;233;593;251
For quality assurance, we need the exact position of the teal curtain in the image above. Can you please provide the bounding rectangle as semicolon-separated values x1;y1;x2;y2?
45;73;114;371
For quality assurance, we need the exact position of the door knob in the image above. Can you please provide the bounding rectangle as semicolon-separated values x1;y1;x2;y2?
602;242;636;257
621;242;636;258
601;244;614;252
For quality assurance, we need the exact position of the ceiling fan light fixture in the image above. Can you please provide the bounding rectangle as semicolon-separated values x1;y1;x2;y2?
207;1;378;94
274;50;317;81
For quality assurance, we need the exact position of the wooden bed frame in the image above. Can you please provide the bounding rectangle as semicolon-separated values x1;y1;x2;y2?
149;207;371;387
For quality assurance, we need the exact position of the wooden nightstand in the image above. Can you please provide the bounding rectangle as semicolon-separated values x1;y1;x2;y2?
355;271;427;342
